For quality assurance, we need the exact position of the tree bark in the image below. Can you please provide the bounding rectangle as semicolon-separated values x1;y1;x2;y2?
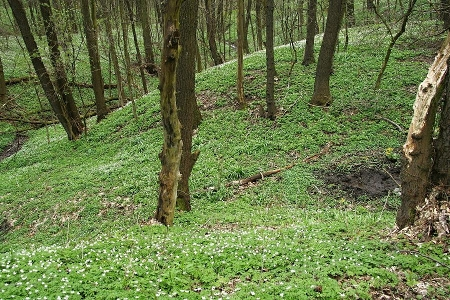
101;0;127;107
81;0;109;122
310;0;345;106
302;0;317;66
255;0;263;50
124;0;148;93
176;0;202;211
0;55;6;105
237;0;246;108
140;0;157;74
265;0;276;119
397;32;450;229
7;0;79;140
39;0;83;139
243;0;252;54
155;0;184;226
204;0;224;65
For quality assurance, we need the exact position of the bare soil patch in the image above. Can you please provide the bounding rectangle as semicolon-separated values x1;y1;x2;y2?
0;134;27;161
322;166;400;200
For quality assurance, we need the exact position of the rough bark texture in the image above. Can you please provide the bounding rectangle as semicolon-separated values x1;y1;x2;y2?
237;0;245;108
176;0;202;211
310;0;345;106
155;0;183;226
81;0;109;122
0;55;6;105
265;0;276;119
204;0;223;65
302;0;317;66
39;0;83;139
397;33;450;229
7;0;77;140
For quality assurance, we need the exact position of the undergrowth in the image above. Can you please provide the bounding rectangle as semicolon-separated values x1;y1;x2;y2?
1;22;449;299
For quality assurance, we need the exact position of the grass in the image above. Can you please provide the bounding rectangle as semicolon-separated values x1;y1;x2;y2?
1;21;449;299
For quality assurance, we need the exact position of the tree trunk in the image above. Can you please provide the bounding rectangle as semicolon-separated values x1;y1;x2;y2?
81;0;109;122
265;0;276;119
346;0;355;27
237;0;246;108
204;0;224;65
441;0;450;30
140;0;157;74
302;0;317;66
101;0;127;107
0;55;6;105
7;0;79;140
309;0;345;106
397;32;450;229
432;78;450;186
155;0;184;226
176;0;202;211
39;0;83;139
125;0;148;93
243;0;252;54
255;0;263;50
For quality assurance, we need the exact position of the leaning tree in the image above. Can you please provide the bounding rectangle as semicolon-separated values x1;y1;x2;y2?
397;32;450;240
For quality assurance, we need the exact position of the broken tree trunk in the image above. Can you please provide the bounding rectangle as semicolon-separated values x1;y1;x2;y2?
397;32;450;229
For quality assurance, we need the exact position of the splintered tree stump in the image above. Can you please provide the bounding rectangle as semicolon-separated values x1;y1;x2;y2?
397;32;450;229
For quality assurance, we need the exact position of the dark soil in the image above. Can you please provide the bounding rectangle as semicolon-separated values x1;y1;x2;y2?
323;166;401;199
0;134;27;161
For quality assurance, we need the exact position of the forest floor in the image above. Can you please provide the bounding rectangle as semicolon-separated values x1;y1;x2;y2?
1;22;449;299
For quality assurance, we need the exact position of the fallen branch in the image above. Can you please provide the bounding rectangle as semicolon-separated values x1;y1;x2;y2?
303;142;333;163
6;76;36;85
226;165;294;187
376;115;405;132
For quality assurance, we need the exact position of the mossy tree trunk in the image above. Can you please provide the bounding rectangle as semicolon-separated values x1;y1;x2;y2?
309;0;345;106
265;0;276;119
81;0;109;122
302;0;317;66
397;32;450;229
155;0;184;226
176;0;202;211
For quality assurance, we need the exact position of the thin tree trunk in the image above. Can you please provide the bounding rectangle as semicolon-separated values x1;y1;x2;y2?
125;0;148;93
347;0;355;27
155;0;184;226
102;0;127;107
255;0;263;50
397;33;450;229
81;0;109;122
39;0;83;138
176;0;202;211
7;0;79;140
0;55;6;105
302;0;317;66
374;0;416;89
310;0;345;106
243;0;252;54
140;0;157;74
265;0;276;119
237;0;246;108
204;0;224;65
119;0;137;119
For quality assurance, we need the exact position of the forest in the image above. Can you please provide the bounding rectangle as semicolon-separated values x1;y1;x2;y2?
1;0;450;299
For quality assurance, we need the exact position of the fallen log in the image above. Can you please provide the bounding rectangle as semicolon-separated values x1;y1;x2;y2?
225;164;294;187
5;76;36;85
